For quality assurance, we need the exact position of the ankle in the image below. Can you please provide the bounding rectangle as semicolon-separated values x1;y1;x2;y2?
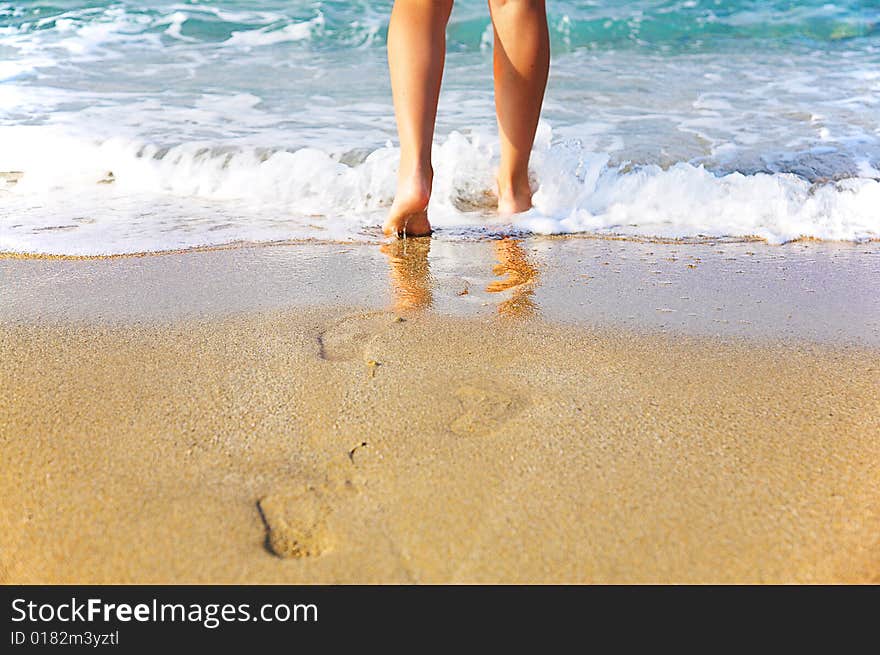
496;171;532;201
396;164;433;205
398;155;432;181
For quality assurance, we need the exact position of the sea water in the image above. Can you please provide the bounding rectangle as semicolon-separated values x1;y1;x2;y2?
0;0;878;255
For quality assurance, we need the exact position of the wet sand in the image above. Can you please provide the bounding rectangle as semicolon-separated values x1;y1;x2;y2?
1;239;879;583
4;237;879;344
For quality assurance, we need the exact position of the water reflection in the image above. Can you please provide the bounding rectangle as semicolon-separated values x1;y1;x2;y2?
380;236;540;317
486;238;539;318
381;237;433;313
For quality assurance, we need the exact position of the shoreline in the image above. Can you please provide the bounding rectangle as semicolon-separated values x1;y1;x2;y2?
3;237;878;345
1;232;876;261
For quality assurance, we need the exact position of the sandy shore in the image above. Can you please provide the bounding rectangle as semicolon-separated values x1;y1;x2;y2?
4;238;879;344
1;239;879;583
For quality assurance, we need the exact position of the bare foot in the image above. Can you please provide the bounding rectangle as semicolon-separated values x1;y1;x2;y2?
496;175;533;216
383;170;433;238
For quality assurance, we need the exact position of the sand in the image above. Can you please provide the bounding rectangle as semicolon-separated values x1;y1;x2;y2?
4;238;879;344
1;239;879;583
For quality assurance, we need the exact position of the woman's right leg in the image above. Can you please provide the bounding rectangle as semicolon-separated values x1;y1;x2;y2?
384;0;454;238
488;0;549;215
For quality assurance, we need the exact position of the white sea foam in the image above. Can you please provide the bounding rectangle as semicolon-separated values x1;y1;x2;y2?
1;125;877;255
226;15;324;48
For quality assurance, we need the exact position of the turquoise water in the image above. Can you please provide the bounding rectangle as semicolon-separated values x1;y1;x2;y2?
1;1;879;254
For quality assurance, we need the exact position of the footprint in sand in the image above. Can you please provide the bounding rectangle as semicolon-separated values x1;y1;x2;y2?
449;384;526;437
258;459;365;559
258;486;331;559
317;311;402;362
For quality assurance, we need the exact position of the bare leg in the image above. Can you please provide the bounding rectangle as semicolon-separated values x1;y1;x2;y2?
489;0;549;215
383;0;454;238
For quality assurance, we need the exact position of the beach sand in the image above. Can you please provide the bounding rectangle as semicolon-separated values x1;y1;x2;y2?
1;239;879;583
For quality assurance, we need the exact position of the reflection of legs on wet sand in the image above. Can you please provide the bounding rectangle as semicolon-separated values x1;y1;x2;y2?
486;238;539;317
380;237;433;313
